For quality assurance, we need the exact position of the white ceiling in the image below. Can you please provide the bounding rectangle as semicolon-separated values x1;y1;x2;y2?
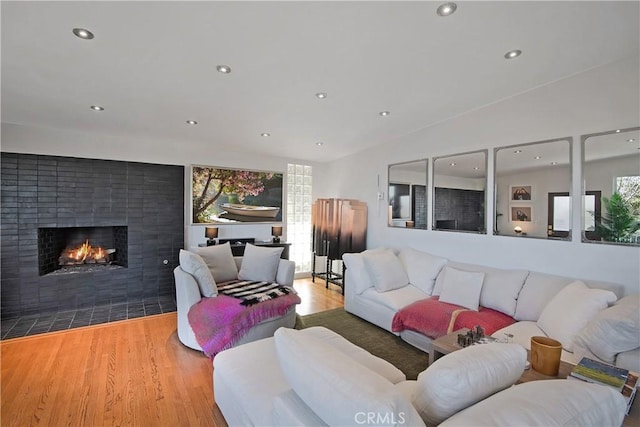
2;1;639;163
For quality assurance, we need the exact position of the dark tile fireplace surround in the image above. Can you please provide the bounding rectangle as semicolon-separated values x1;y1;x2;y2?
1;153;184;339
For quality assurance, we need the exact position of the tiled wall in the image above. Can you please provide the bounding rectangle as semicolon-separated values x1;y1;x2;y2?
0;153;184;318
434;187;485;232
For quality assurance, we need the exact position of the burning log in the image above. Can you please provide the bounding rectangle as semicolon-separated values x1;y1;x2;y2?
58;240;115;266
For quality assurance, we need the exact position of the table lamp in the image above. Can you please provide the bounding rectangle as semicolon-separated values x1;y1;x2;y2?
205;227;218;246
271;226;283;243
514;226;523;235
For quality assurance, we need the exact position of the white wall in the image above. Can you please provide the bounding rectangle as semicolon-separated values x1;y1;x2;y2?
0;122;330;250
323;56;640;295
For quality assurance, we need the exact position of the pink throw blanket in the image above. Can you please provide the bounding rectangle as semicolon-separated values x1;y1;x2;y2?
392;296;515;339
188;293;300;358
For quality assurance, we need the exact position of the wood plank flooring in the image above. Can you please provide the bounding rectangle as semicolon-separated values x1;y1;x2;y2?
0;278;344;427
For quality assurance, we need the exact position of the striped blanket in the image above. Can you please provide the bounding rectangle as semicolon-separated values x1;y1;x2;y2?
217;280;293;306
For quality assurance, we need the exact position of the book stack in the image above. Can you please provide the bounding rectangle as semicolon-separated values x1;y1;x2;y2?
570;357;638;416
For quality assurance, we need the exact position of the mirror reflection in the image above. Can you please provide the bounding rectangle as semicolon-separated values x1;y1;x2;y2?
494;138;571;239
388;160;428;228
433;151;487;233
582;127;640;245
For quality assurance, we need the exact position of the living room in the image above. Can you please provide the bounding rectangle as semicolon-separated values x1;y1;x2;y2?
2;1;639;426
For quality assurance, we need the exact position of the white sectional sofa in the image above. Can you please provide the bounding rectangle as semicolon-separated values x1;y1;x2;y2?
343;247;640;372
213;326;627;426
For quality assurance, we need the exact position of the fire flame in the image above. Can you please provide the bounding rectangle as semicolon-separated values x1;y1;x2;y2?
60;240;109;266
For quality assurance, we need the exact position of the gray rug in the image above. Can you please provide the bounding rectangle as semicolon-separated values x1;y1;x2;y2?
296;308;429;380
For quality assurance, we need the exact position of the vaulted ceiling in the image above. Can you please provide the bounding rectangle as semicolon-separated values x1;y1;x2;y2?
2;1;639;162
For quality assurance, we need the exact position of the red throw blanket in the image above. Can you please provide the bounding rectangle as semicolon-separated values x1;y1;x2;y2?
391;296;515;339
188;292;301;358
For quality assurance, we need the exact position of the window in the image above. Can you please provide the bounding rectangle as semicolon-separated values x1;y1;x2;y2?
616;176;640;217
287;164;313;273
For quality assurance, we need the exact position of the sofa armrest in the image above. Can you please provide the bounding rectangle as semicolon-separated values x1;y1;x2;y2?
174;266;204;350
276;259;295;287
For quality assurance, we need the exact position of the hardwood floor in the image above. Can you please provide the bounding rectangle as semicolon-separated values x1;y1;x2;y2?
0;278;344;427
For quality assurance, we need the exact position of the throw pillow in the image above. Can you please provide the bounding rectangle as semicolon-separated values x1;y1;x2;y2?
179;249;217;297
435;262;528;316
362;249;410;292
238;243;284;282
572;294;640;364
439;380;626;427
195;242;238;283
413;343;526;426
438;266;485;311
342;248;386;295
397;247;447;295
274;328;423;427
537;280;617;352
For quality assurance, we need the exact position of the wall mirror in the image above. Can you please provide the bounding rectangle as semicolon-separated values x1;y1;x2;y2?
494;138;572;239
433;150;487;233
582;127;640;246
388;159;428;229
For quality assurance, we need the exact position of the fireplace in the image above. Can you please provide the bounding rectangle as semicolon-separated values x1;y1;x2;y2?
38;226;128;276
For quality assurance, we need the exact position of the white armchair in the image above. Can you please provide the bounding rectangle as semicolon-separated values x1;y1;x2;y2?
174;254;296;351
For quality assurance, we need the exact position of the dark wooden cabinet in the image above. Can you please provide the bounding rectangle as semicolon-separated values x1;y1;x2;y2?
212;238;291;259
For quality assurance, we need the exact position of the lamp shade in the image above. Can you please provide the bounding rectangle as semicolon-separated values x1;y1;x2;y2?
514;226;522;233
205;227;218;239
271;226;283;237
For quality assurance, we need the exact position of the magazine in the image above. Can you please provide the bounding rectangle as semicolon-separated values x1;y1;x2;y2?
569;357;637;416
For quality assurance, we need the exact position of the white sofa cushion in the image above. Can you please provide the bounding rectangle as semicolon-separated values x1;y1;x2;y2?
271;389;328;427
537;280;617;352
195;242;239;283
303;326;406;384
438;266;485;311
491;321;578;364
343;248;386;295
413;343;526;426
363;249;410;292
274;328;424;427
238;243;284;282
572;294;640;364
360;285;430;312
439;380;626;427
434;261;527;317
514;272;574;321
397;248;447;295
179;249;217;297
616;347;640;373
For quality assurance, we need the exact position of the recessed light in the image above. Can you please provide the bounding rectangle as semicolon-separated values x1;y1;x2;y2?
449;162;456;166
315;92;327;99
316;142;324;147
436;2;457;16
261;133;270;137
534;156;541;160
627;139;635;142
550;161;558;165
73;28;94;40
90;105;104;111
216;65;231;74
514;149;522;154
615;129;621;133
473;167;479;170
186;120;198;125
504;49;522;60
379;111;390;117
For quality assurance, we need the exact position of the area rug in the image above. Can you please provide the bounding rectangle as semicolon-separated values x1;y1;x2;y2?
296;308;429;380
